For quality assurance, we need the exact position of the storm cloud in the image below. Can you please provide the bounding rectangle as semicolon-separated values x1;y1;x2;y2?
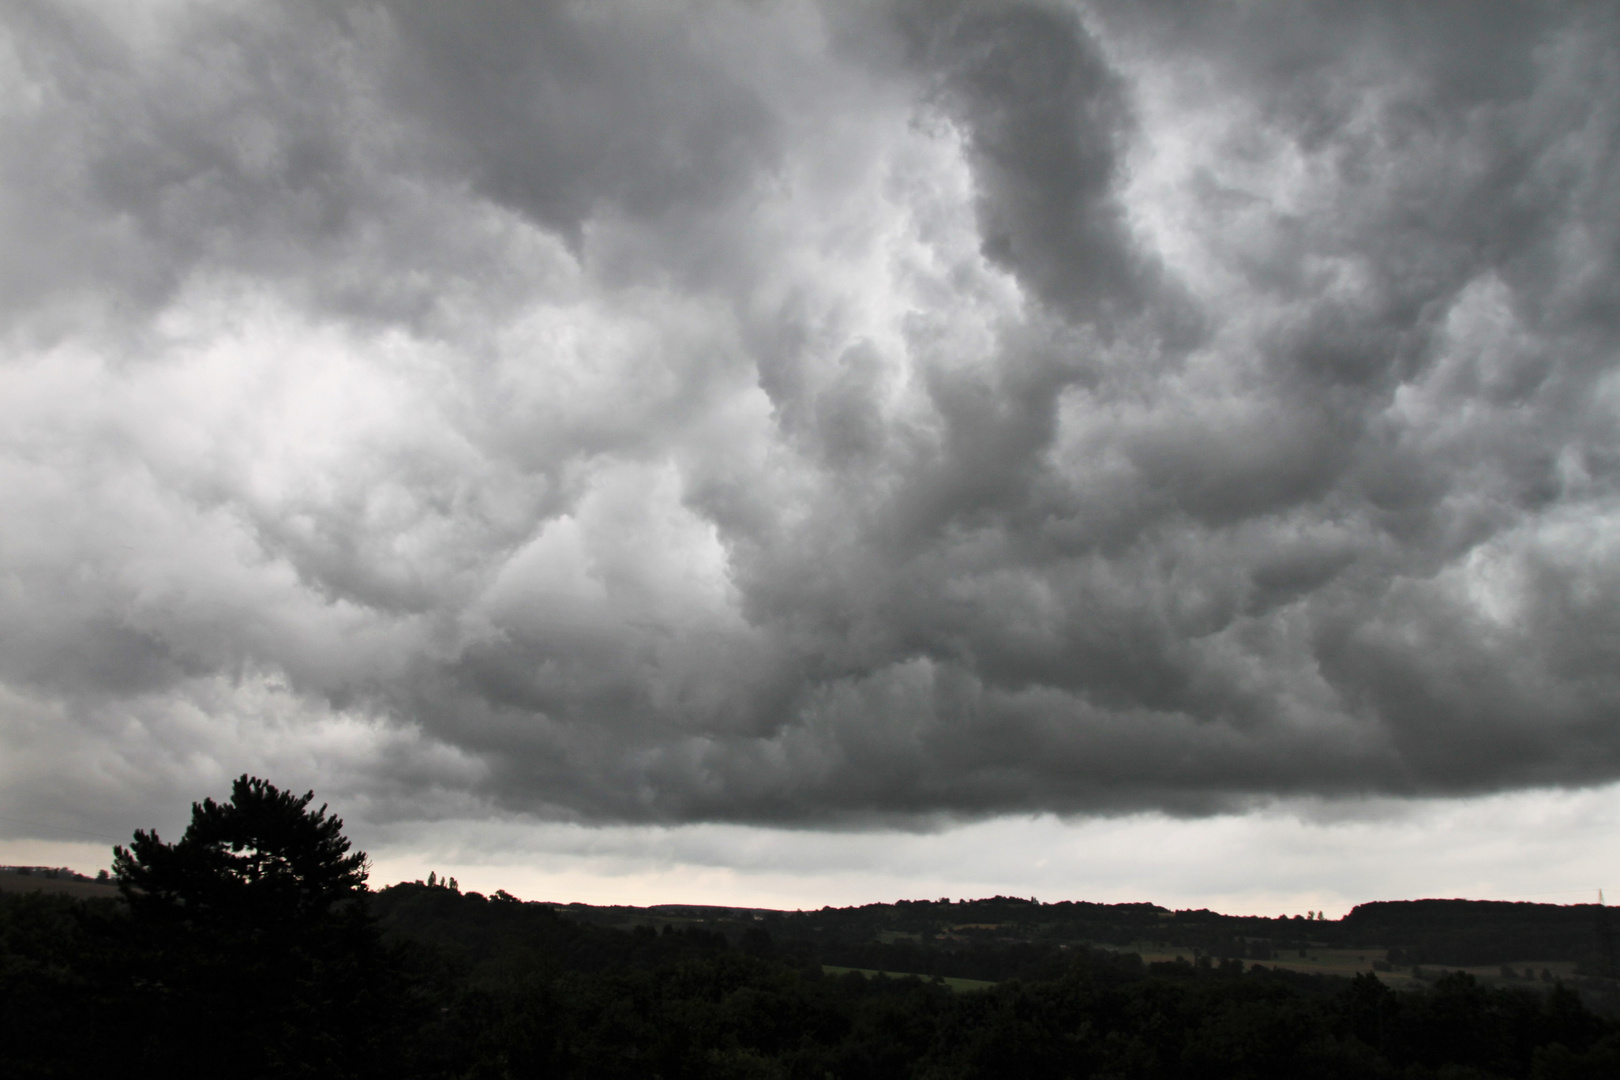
3;0;1619;835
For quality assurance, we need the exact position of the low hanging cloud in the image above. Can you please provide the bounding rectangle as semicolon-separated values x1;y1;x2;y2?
2;0;1618;834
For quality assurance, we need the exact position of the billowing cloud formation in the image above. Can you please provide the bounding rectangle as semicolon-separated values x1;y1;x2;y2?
3;0;1619;833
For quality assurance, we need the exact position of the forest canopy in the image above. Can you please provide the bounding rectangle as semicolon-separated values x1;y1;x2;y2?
5;777;1620;1077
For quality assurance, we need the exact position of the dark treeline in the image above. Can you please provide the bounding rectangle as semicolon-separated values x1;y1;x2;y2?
723;895;1620;974
8;879;1620;1079
1341;901;1618;970
4;778;1620;1078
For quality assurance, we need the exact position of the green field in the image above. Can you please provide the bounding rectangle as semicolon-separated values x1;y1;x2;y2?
822;965;996;992
0;871;118;900
1107;942;1581;990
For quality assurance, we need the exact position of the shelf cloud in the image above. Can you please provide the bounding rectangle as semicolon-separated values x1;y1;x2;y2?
3;0;1618;836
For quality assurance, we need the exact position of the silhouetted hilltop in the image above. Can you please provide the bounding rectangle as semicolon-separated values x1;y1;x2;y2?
1342;899;1615;968
0;865;118;899
347;880;1620;1076
369;882;1620;1007
8;871;1620;1076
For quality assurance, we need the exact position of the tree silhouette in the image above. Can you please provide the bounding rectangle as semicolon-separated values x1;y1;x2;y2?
113;774;368;930
110;776;408;1079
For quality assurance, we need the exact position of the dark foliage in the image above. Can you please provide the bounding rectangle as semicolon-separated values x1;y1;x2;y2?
7;776;415;1079
112;774;368;928
5;779;1620;1077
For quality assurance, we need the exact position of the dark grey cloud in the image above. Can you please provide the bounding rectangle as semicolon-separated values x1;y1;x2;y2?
382;1;778;254
2;0;1619;835
900;2;1143;321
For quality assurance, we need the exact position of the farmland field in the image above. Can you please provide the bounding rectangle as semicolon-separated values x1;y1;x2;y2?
822;965;997;992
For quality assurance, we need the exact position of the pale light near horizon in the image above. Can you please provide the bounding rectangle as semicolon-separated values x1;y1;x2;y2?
9;781;1615;919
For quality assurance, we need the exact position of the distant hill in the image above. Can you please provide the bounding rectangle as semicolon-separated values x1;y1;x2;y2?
1341;898;1616;967
0;866;119;900
455;890;1620;992
367;881;1620;1026
9;876;1620;1075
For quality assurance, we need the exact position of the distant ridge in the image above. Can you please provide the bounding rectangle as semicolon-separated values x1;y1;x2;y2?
0;865;119;899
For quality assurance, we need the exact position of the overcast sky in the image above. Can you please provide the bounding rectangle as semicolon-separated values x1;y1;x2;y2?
3;0;1618;914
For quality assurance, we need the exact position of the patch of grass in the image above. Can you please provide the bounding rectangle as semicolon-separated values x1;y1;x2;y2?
0;871;118;899
822;965;996;992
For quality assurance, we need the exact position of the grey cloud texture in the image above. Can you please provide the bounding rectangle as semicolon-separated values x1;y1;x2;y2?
2;0;1619;835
